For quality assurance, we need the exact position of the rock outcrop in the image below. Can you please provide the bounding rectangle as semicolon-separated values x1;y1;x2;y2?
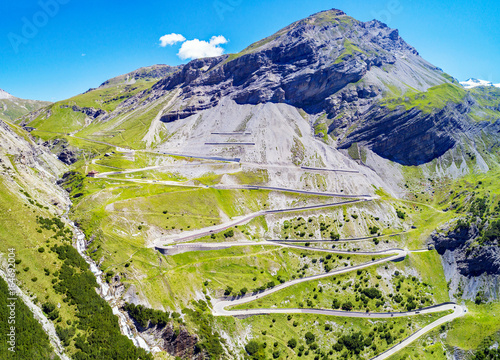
61;104;106;119
338;99;473;165
132;321;206;359
42;138;80;165
431;221;500;300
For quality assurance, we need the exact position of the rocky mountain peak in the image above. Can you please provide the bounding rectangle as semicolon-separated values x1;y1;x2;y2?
0;88;14;100
96;64;182;90
460;78;500;89
150;8;440;123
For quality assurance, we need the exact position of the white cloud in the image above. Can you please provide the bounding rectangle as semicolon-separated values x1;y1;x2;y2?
177;35;228;60
159;33;186;47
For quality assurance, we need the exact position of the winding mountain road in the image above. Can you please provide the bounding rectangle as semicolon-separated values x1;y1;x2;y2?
157;239;464;358
96;166;370;199
153;199;371;246
91;151;462;358
156;240;404;256
205;242;464;359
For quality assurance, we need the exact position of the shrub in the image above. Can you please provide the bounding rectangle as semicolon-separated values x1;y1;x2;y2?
336;331;366;354
56;325;75;347
223;229;234;238
480;220;500;244
369;226;379;235
42;302;59;320
287;338;297;349
362;288;382;299
330;232;340;240
245;340;260;355
305;332;315;345
333;343;343;351
332;298;341;309
224;286;233;296
341;302;353;311
123;303;170;328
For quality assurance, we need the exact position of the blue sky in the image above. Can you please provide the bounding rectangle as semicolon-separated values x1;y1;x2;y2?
0;0;499;101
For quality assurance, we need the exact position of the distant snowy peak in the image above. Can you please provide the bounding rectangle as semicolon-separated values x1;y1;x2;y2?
460;78;500;89
0;88;14;100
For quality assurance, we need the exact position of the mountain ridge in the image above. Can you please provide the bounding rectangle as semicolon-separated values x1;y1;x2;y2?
460;78;500;89
18;8;500;169
0;88;14;100
0;88;51;122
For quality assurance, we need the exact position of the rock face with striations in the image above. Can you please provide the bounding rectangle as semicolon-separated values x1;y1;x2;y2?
338;97;474;165
431;221;500;300
431;222;498;276
148;9;474;165
154;9;430;116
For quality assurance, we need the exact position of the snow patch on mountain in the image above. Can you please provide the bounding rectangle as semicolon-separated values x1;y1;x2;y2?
460;78;500;89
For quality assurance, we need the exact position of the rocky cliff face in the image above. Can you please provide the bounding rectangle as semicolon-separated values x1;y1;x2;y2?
431;221;500;301
153;9;441;120
132;321;206;359
42;138;80;165
338;98;474;165
138;8;485;167
0;118;68;210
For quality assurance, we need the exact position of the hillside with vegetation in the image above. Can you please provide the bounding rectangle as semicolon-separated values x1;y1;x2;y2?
1;8;500;360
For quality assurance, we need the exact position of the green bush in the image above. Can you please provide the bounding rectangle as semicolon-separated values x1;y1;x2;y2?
304;332;315;345
336;331;366;354
341;302;353;311
369;226;379;235
330;232;340;240
332;298;341;309
361;288;382;299
246;340;260;355
480;220;500;244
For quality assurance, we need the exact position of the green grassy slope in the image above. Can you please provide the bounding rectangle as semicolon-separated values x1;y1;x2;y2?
381;83;467;113
0;97;50;122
